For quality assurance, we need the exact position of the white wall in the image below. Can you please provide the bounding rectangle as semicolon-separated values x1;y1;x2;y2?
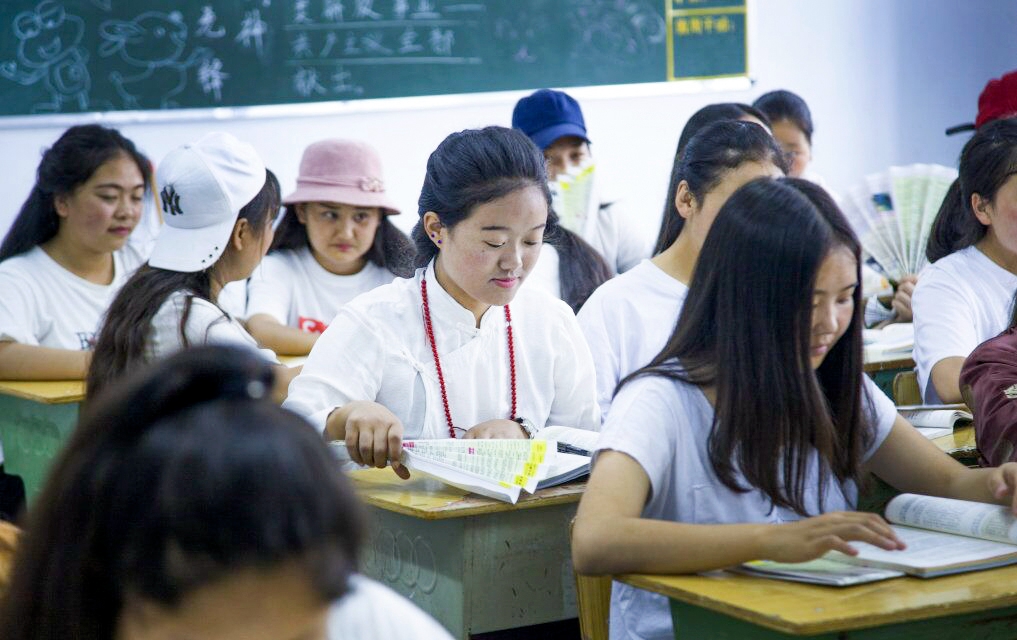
1;0;1015;249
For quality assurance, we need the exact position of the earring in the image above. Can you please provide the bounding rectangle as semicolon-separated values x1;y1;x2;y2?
437;239;442;244
430;233;435;238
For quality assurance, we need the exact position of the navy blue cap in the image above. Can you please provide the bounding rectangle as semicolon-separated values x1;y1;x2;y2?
512;89;590;150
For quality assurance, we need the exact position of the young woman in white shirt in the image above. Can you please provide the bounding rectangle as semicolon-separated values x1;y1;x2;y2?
284;126;599;475
914;118;1017;402
0;124;151;380
573;178;1017;640
245;139;415;356
578;120;785;420
2;345;452;640
87;133;293;401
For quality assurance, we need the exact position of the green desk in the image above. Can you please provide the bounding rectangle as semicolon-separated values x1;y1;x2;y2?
350;468;583;639
0;357;304;504
863;351;915;400
0;380;84;501
620;563;1017;639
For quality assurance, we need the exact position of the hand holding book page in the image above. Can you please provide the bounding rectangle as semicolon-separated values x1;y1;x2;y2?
399;426;598;503
830;494;1017;577
739;494;1017;585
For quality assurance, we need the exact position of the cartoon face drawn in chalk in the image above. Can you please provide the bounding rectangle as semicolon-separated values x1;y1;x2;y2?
0;0;91;112
100;11;213;110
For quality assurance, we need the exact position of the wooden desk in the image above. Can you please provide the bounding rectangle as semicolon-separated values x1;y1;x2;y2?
932;425;978;464
619;564;1017;638
349;468;583;639
0;380;84;501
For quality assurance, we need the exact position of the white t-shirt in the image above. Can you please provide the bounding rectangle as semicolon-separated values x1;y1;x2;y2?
577;260;689;421
246;247;397;332
146;291;278;364
283;263;600;457
912;246;1017;402
596;374;897;640
575;179;649;275
328;575;453;639
0;245;145;349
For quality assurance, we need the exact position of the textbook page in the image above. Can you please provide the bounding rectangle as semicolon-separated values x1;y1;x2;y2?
830;525;1017;576
898;408;971;431
400;439;555;504
536;425;599;455
534;426;597;489
885;493;1017;544
733;558;904;586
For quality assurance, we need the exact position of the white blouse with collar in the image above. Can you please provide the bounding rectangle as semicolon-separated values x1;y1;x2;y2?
283;263;600;458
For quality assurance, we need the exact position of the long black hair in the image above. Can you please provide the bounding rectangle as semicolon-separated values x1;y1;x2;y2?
653;119;785;255
0;124;151;261
623;177;869;516
272;204;415;278
87;171;280;398
926;118;1017;262
0;345;364;639
413;125;609;311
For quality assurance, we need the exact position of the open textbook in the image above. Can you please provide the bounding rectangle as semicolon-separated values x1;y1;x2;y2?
399;425;597;503
738;493;1017;585
896;404;972;439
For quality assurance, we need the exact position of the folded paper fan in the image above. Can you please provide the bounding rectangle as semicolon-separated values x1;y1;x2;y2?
548;159;596;235
841;164;957;282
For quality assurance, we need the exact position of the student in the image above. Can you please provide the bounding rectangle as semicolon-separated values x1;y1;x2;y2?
284;126;600;474
752;89;815;180
652;102;771;256
245;139;415;355
0;124;151;380
913;118;1017;403
512;88;646;277
572;178;1017;640
959;294;1017;466
578;120;784;420
87;132;294;401
0;345;452;640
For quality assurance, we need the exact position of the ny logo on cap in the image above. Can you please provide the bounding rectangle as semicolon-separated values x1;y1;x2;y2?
161;185;183;216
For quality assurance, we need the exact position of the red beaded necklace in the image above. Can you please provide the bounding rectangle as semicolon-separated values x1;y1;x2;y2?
420;275;517;438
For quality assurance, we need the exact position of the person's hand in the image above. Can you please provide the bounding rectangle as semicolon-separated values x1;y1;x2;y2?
464;419;528;439
759;512;905;562
891;274;919;322
333;401;409;479
987;462;1017;515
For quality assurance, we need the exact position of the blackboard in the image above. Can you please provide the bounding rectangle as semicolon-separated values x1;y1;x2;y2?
0;0;747;117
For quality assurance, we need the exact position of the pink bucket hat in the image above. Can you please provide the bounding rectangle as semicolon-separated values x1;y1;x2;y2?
282;139;400;215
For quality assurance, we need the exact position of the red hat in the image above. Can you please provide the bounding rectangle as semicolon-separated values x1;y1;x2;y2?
946;69;1017;135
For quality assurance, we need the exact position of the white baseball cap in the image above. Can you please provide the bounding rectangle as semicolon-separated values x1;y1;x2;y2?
149;132;267;273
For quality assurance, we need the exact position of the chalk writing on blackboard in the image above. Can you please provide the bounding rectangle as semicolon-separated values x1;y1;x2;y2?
0;0;746;118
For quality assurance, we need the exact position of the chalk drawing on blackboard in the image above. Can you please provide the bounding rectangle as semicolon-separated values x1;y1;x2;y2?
91;0;112;11
0;1;91;113
195;6;226;39
572;1;665;61
99;11;214;109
